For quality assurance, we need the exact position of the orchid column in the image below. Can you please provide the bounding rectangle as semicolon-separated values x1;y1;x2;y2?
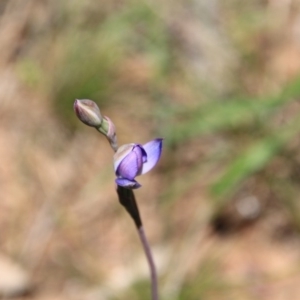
74;99;162;300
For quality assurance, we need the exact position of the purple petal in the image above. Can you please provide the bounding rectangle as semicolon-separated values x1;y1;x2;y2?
114;144;135;173
115;178;141;189
116;145;143;180
141;138;163;175
138;144;147;163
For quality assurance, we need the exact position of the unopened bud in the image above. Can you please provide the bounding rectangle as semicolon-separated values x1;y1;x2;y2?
74;99;118;152
74;99;103;127
98;116;118;151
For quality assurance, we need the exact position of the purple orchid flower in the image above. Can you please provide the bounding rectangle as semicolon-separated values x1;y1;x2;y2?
114;138;163;189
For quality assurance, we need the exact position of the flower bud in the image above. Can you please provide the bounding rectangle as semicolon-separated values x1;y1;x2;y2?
103;116;118;152
74;99;103;127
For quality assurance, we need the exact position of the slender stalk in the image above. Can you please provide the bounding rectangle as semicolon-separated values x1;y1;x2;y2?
116;186;158;299
138;226;159;300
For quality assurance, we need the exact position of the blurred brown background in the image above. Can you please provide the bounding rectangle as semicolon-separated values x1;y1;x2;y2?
1;0;300;299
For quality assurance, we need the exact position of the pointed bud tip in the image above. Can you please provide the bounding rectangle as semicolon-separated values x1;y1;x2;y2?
74;99;103;127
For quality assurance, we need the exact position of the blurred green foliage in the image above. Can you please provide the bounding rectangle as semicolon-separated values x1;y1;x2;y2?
159;77;300;211
166;78;300;197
